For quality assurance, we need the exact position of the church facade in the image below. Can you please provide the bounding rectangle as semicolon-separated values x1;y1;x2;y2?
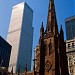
33;0;69;75
14;0;69;75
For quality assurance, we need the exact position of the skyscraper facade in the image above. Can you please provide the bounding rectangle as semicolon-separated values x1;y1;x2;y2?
7;2;33;73
65;16;75;40
0;36;12;67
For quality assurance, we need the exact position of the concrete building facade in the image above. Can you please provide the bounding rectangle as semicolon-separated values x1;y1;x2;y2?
65;16;75;40
7;2;33;73
66;38;75;75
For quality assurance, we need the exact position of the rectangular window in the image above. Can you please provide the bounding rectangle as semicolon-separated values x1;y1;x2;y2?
72;43;74;48
70;69;73;73
68;44;70;49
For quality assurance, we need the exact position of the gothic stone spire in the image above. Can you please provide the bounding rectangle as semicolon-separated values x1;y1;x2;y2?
46;0;57;34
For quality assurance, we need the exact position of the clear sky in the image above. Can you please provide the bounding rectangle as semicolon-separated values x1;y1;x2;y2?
0;0;75;68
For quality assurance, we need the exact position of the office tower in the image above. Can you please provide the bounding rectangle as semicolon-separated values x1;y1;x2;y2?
0;36;12;67
7;2;33;73
65;16;75;40
66;38;75;75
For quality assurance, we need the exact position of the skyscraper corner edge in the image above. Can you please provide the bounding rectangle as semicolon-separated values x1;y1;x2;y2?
24;2;33;13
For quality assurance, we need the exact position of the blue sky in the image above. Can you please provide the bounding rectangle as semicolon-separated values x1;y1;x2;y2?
0;0;75;68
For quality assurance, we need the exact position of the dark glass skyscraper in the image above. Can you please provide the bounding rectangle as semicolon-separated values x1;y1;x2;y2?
65;16;75;40
0;36;12;67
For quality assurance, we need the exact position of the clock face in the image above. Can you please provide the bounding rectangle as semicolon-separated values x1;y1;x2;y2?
45;60;52;72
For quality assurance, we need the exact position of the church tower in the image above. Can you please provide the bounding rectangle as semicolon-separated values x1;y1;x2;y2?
43;0;60;75
59;25;69;75
34;0;69;75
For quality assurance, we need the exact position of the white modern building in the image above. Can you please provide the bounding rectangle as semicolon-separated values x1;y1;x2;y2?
7;2;33;73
